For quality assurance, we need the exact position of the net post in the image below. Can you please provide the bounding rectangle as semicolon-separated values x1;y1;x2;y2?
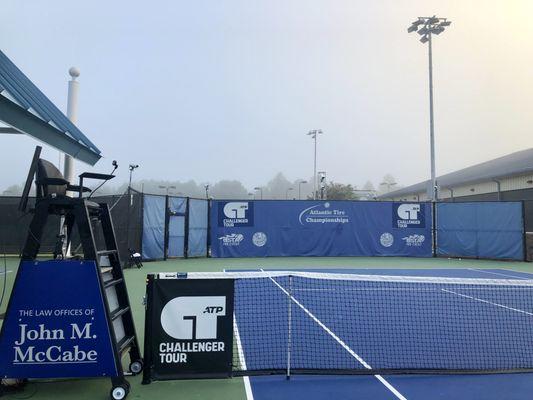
286;274;292;380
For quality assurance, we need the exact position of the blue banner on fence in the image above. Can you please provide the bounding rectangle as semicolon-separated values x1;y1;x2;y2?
142;194;166;260
436;202;524;261
0;260;118;378
210;200;433;258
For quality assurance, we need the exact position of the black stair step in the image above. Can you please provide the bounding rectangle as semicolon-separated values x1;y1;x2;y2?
97;250;118;256
110;306;130;321
104;278;124;289
117;335;136;354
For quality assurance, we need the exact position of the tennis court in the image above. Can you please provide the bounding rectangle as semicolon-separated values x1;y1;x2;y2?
230;267;533;400
2;257;533;399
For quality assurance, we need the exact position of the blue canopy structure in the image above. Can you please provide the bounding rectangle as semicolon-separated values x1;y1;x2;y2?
0;49;101;165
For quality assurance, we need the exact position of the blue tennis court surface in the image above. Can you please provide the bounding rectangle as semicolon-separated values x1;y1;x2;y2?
231;268;533;400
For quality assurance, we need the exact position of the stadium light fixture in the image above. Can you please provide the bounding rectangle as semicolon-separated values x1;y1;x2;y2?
286;187;294;200
254;186;263;200
407;15;451;202
128;164;139;191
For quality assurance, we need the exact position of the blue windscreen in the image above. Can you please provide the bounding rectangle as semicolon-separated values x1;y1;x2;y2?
142;195;166;260
436;202;524;260
210;200;433;258
188;199;208;257
168;197;186;258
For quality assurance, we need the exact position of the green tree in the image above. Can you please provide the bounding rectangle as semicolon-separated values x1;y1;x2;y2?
325;182;356;200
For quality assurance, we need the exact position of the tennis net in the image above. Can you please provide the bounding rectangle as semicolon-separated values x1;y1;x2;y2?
161;271;533;376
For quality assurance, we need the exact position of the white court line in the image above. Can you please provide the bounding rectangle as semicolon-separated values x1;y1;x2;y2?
224;269;254;400
0;270;12;275
260;269;407;400
468;268;530;280
234;315;254;400
441;288;533;316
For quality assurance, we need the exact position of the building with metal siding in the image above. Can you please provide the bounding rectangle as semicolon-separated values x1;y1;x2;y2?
380;148;533;203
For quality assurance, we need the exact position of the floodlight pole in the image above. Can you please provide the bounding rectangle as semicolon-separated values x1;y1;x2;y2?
308;129;323;200
408;16;450;202
64;67;80;196
428;34;437;202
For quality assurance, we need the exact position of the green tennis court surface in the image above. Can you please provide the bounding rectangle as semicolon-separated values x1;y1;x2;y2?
2;256;533;400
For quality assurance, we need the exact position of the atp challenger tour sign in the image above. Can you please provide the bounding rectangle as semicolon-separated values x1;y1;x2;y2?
0;261;118;378
143;274;234;382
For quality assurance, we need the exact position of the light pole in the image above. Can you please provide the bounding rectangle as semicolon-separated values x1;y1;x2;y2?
298;180;307;200
128;164;139;192
126;164;139;265
204;184;209;199
248;192;254;199
408;16;451;202
286;187;294;199
254;186;263;200
318;171;327;200
307;129;323;200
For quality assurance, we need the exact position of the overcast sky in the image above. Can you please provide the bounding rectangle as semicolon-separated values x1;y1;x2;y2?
1;0;533;191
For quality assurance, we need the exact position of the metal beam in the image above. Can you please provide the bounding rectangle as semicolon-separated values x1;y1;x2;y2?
0;127;21;134
0;95;101;165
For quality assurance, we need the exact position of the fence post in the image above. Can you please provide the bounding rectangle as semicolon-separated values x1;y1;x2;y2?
522;200;527;261
432;201;437;257
286;275;292;380
184;197;190;258
206;199;211;257
163;195;169;260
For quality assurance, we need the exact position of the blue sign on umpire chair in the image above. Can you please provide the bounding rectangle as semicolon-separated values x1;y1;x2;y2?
0;260;118;378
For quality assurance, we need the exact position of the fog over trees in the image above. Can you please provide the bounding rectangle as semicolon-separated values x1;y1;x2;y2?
0;173;402;200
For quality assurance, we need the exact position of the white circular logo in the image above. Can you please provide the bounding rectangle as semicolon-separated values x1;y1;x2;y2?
324;202;330;208
252;232;267;247
380;232;394;247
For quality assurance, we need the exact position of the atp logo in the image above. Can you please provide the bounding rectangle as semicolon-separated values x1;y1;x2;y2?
397;204;420;220
218;201;254;227
393;203;425;228
223;202;248;219
160;296;226;340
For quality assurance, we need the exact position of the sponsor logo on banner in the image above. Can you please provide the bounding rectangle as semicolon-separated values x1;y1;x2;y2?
402;234;425;247
158;296;227;365
218;202;254;227
218;234;244;246
0;261;118;379
299;202;350;225
380;232;394;247
11;312;100;365
252;232;267;247
149;279;234;378
393;203;425;228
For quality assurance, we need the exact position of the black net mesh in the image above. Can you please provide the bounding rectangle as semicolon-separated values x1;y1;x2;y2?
0;192;142;264
181;271;533;375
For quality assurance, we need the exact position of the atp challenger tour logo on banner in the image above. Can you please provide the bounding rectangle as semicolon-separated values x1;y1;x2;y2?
299;202;350;225
393;203;426;228
218;202;254;227
147;278;234;379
